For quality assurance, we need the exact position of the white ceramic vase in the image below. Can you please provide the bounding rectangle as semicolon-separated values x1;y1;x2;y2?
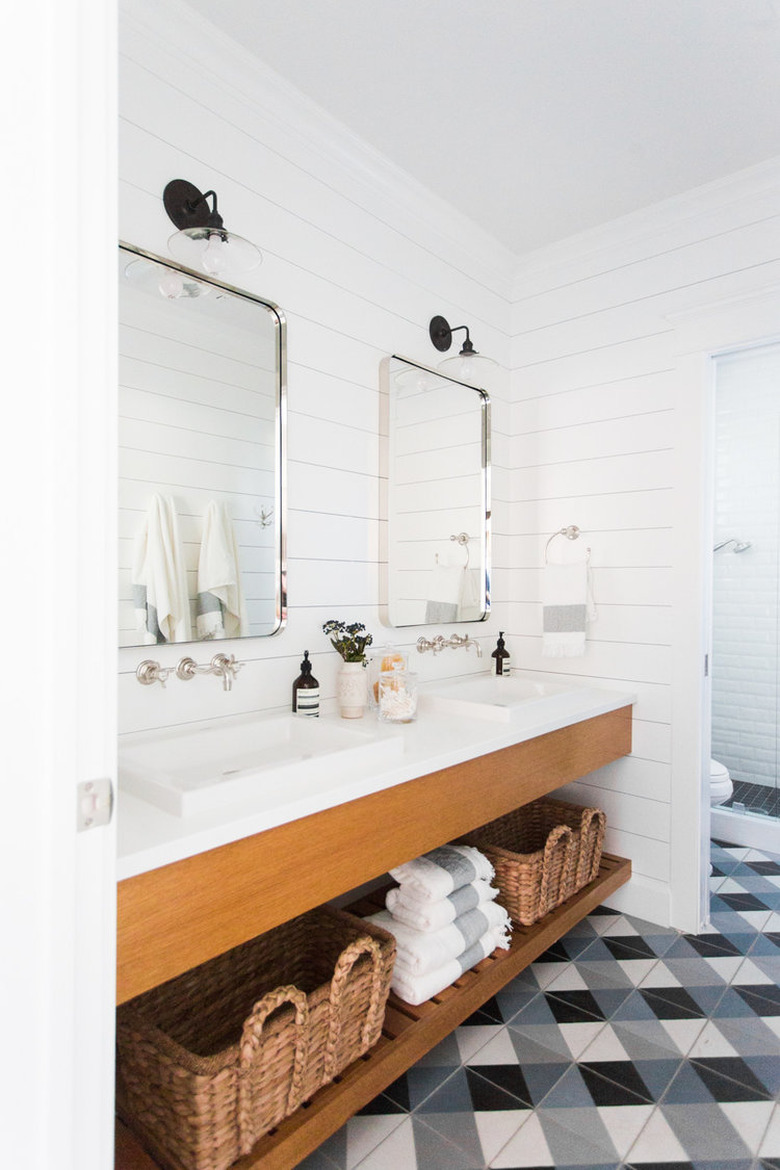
336;661;367;718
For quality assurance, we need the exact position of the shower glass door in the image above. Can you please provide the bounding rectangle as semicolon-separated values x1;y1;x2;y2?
712;342;780;821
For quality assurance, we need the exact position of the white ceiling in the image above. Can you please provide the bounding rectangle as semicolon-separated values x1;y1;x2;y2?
184;0;780;256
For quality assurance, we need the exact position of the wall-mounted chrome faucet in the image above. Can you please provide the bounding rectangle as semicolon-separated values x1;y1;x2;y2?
416;633;482;657
176;653;243;691
136;653;244;691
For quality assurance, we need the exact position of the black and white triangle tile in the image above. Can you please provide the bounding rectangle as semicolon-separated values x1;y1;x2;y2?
302;841;780;1170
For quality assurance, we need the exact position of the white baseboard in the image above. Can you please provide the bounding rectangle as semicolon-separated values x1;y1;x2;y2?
602;873;672;929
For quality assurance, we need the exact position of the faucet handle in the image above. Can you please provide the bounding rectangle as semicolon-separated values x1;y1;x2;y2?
175;656;199;682
136;659;174;687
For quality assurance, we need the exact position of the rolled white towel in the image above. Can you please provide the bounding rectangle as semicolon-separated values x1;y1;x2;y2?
367;902;511;977
385;878;499;932
389;845;494;903
389;926;511;1006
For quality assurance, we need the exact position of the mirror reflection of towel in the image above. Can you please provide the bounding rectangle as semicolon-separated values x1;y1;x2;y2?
458;567;482;621
131;495;192;644
425;563;463;623
425;558;484;623
196;501;248;639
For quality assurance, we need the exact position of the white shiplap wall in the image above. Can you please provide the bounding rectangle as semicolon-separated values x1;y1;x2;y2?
118;0;511;735
509;163;780;927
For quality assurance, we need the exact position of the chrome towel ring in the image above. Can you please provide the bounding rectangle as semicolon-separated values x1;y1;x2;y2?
544;525;591;564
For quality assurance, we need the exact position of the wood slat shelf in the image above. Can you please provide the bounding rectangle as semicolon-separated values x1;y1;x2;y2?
116;852;631;1170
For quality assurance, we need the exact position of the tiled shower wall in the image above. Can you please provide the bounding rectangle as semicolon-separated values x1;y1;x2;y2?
711;343;780;793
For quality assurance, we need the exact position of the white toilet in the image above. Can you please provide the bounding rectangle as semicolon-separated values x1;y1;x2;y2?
710;758;733;806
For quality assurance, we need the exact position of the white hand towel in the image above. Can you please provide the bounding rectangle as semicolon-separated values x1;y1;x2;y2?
389;926;511;1006
367;902;511;977
131;494;191;644
541;561;596;657
196;500;248;639
385;878;499;932
389;845;494;902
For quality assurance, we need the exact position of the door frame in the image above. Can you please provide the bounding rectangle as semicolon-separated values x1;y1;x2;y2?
668;288;780;932
2;2;118;1167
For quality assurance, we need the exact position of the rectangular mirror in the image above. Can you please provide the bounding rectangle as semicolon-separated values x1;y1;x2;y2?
118;243;286;647
383;355;491;627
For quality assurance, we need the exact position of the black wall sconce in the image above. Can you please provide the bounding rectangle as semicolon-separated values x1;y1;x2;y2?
163;179;262;277
428;315;495;380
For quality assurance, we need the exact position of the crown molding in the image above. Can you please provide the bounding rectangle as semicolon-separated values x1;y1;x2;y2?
511;155;780;300
665;282;780;356
120;0;515;298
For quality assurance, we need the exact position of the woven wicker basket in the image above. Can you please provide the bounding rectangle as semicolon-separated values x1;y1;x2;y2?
460;798;606;926
116;905;396;1170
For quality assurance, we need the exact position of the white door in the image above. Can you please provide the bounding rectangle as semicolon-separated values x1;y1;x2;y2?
1;2;118;1168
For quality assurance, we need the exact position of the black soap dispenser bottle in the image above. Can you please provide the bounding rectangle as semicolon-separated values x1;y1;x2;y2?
292;651;320;716
492;631;511;676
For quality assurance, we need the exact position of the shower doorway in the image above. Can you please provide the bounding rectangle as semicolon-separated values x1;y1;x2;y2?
710;340;780;852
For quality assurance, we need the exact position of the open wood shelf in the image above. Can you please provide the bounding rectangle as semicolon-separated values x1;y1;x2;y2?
116;852;630;1170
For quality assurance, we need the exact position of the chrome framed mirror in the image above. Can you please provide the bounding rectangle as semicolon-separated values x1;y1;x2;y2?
382;355;491;627
118;242;286;647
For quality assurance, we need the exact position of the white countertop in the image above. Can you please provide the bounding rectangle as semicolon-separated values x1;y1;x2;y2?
117;681;636;881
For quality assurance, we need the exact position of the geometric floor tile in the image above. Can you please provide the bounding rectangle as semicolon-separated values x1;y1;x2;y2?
657;1101;757;1160
578;1061;655;1105
312;840;780;1170
518;1105;625;1166
638;986;710;1019
622;1104;693;1164
544;989;608;1023
614;1014;706;1060
760;1103;780;1159
487;1111;559;1167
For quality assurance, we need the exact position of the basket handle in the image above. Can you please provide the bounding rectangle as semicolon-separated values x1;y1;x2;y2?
324;934;385;1080
575;807;607;886
238;984;309;1155
539;823;576;909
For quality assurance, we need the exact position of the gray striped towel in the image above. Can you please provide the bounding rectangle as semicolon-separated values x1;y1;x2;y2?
542;560;596;657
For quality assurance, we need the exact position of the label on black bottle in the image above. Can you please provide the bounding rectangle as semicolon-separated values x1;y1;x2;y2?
295;687;320;716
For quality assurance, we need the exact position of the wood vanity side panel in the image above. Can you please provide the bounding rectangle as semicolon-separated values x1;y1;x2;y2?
117;706;631;1002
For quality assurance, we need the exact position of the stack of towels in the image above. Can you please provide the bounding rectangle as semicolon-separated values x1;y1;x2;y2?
366;844;511;1006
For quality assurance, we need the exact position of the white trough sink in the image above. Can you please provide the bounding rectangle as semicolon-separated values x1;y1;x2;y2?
120;714;403;817
421;673;583;723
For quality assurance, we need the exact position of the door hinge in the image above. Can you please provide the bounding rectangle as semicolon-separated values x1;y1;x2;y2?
704;653;709;678
77;778;114;832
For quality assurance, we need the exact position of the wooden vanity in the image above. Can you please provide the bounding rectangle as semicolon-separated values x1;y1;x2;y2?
116;704;633;1170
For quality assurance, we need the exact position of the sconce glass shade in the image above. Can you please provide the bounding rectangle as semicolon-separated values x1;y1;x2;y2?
392;365;443;394
123;256;211;300
167;226;262;276
438;351;497;382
